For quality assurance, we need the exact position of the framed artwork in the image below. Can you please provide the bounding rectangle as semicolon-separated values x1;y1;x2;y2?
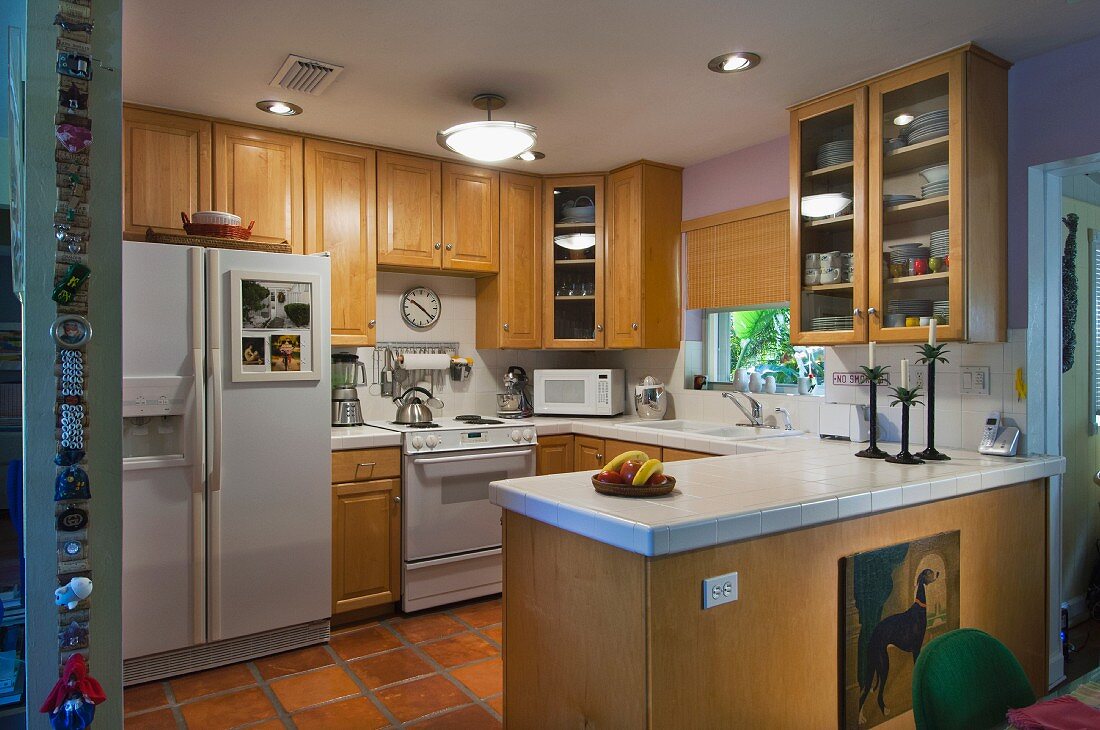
842;531;960;729
229;270;319;382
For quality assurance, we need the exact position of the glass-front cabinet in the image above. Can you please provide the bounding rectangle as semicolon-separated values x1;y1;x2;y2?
543;176;605;348
789;88;868;345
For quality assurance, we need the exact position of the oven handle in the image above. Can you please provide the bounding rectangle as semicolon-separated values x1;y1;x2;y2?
411;448;534;466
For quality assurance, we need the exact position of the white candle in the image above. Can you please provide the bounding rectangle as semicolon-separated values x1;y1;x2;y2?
900;358;909;388
868;341;876;370
928;319;937;346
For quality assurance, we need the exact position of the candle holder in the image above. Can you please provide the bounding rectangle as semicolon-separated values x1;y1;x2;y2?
886;385;924;465
916;343;951;461
855;365;889;459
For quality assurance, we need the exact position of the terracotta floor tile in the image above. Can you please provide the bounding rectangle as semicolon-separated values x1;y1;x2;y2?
169;662;255;702
249;722;288;730
375;674;469;723
123;708;176;729
420;632;498;668
393;613;465;643
292;696;390;730
451;599;502;628
407;704;502;729
329;625;402;660
179;686;275;730
123;681;169;714
253;645;334;680
450;657;502;698
269;664;360;713
487;694;504;714
349;647;434;689
482;625;503;644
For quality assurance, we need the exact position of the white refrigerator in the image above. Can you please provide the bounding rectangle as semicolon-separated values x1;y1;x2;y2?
121;242;331;679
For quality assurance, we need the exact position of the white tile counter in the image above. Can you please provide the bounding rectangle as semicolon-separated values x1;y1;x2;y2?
330;425;402;450
490;436;1064;557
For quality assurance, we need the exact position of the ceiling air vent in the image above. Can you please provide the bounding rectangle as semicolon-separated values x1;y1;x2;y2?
269;55;344;95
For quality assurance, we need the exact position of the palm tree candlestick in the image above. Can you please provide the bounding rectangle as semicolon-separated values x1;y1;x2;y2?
855;365;889;459
886;385;924;465
916;343;951;461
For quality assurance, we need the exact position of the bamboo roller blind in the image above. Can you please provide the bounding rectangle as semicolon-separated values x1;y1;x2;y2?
686;209;789;310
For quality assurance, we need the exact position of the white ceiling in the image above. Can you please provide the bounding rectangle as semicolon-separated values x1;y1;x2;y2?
123;0;1100;173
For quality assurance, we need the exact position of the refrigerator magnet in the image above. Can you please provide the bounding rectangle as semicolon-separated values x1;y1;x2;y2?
55;448;85;466
56;506;87;532
51;314;92;349
59;621;89;651
51;262;90;304
54;466;90;501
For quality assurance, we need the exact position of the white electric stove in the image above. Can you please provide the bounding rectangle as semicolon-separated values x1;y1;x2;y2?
367;416;538;611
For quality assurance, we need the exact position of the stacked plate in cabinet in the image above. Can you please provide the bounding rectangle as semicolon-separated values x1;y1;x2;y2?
933;300;950;324
888;298;933;316
920;180;949;198
929;229;949;258
810;315;854;331
905;109;949;145
884;193;919;207
888;242;928;263
816;140;854;169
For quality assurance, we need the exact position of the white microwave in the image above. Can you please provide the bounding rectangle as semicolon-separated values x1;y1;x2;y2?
533;369;625;416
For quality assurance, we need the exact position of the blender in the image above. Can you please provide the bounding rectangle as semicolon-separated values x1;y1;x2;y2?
332;352;368;426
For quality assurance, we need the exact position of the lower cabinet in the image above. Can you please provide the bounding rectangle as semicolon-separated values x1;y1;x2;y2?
574;436;606;472
663;448;710;462
537;435;575;476
547;434;713;475
604;439;662;462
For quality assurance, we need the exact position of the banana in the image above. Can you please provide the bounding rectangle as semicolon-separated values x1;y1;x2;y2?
632;458;664;486
603;450;649;472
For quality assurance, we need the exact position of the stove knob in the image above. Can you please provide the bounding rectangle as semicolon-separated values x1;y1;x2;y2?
411;435;424;450
426;435;439;449
510;429;522;443
522;428;534;441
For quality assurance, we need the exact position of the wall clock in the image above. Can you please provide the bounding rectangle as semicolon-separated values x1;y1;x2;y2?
400;286;441;329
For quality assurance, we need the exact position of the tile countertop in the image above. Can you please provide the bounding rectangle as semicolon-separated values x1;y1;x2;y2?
489;436;1065;557
330;425;403;450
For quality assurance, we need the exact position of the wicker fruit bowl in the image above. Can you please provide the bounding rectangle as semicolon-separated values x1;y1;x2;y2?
591;474;676;498
181;212;255;240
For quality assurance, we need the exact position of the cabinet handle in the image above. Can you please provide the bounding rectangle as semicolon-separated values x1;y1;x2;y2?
631;323;639;331
596;453;604;462
503;323;510;331
853;308;862;318
596;324;604;332
393;495;401;504
354;462;376;479
434;242;442;250
868;307;879;317
368;319;376;328
445;243;454;251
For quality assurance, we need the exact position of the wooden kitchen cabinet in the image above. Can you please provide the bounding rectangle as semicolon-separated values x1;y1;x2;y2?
377;151;442;269
663;447;710;462
543;176;606;348
605;162;683;349
536;435;575;476
442;163;499;273
573;436;606;472
122;106;212;239
603;439;662;462
476;172;543;348
331;477;401;613
304;139;377;346
213;123;304;252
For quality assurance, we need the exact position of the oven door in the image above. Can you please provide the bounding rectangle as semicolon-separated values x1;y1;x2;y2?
404;446;535;562
535;375;596;415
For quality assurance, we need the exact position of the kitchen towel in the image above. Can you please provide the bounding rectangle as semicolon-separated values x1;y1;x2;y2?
1006;696;1100;729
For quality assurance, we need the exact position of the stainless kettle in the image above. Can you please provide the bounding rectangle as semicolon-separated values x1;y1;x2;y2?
393;387;436;425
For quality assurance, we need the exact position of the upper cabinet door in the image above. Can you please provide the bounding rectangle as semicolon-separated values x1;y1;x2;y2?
304;140;377;346
498;173;542;348
123;107;212;239
543;177;606;349
213;123;304;252
442;163;499;273
376;151;442;268
605;165;644;349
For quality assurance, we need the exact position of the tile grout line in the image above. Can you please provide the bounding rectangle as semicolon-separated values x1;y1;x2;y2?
245;661;296;729
321;641;404;728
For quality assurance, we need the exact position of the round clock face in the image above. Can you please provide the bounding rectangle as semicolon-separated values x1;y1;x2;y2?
400;287;441;329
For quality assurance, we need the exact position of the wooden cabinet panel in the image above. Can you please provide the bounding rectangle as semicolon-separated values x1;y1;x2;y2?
213;123;304;251
543;177;606;349
573;436;606;473
663;447;711;462
123;107;211;239
603;439;661;463
442;163;499;273
537;435;574;476
377;151;442;268
606;165;644;348
305;140;377;346
331;447;401;483
332;478;400;613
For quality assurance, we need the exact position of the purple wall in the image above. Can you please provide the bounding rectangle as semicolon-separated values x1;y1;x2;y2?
682;136;789;220
1007;33;1100;328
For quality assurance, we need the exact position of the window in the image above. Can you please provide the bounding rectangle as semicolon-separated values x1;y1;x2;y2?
704;307;825;392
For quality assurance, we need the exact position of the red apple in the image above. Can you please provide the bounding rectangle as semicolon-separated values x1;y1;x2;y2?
646;473;668;487
595;470;624;484
618;460;645;485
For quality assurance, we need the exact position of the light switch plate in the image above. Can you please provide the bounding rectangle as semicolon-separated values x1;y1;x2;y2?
960;366;991;396
702;571;738;609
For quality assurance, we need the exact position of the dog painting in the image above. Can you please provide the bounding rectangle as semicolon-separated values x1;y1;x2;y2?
842;531;960;728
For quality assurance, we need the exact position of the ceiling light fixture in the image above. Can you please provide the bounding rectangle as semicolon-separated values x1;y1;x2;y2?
256;100;302;116
893;113;915;126
707;51;761;74
516;150;545;162
437;94;537;163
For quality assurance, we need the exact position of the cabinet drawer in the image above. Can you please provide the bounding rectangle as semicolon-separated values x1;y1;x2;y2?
332;447;401;483
603;439;661;462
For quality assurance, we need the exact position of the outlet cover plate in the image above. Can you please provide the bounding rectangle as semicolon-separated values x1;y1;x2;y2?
960;366;991;396
702;571;738;609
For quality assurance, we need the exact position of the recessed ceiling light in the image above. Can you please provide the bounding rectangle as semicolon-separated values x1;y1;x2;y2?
437;94;537;163
516;151;545;161
893;113;914;126
708;51;761;74
257;100;302;116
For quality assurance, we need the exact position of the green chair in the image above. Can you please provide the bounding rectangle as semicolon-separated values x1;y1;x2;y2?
912;628;1037;730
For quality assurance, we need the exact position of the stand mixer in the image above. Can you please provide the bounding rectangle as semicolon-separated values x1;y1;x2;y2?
332;353;367;426
497;365;534;418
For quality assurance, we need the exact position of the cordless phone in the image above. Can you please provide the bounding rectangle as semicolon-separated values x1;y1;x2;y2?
979;412;1001;450
978;411;1020;456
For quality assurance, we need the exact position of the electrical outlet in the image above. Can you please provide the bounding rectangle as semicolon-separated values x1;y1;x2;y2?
960;366;991;396
910;365;928;391
702;571;738;609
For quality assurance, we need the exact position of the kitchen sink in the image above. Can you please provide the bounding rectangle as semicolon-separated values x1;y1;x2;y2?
627;420;720;432
626;420;801;440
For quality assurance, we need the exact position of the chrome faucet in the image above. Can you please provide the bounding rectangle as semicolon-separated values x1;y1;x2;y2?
723;391;764;426
775;407;794;431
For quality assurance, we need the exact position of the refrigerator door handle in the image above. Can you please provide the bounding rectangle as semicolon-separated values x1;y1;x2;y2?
189;248;207;644
205;249;224;639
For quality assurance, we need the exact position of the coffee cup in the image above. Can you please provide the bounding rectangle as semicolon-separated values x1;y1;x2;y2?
804;253;821;269
819;251;841;269
911;258;929;276
919;316;932;326
841;252;855;267
797;376;812;395
905;316;921;327
804;268;821;286
764;375;777;394
820;267;842;284
889;262;906;278
929;256;944;273
843;265;856;282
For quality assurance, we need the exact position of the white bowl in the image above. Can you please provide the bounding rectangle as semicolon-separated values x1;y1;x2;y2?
801;193;851;219
191;210;241;227
919;165;949;184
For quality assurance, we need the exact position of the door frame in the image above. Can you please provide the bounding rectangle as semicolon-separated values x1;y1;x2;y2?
1026;150;1100;688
